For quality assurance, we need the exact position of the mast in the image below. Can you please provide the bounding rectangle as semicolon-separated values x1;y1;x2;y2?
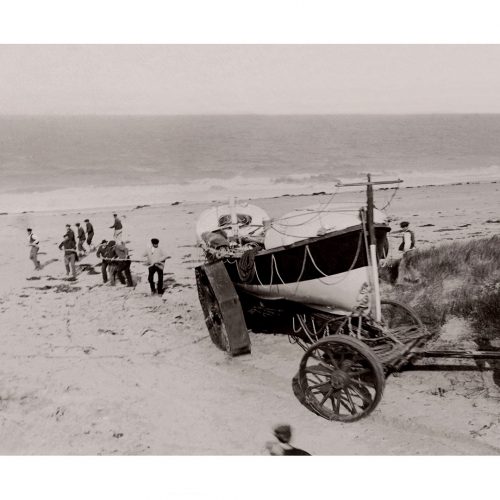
337;174;402;322
229;196;240;243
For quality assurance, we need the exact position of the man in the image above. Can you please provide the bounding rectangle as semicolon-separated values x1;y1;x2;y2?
75;222;86;257
143;238;168;295
27;228;41;270
96;239;109;283
265;424;311;456
58;233;77;279
114;241;134;287
84;219;94;250
397;221;416;253
102;240;122;286
65;224;76;243
110;214;123;242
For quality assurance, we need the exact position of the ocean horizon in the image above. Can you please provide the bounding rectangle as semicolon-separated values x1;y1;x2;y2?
1;114;500;213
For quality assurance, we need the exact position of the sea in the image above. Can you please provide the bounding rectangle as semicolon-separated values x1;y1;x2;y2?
1;114;500;213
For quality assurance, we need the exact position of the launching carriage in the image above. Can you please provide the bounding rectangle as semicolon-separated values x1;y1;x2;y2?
195;175;500;422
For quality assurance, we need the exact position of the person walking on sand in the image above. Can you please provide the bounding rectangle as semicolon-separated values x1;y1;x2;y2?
114;241;134;287
27;228;41;270
76;222;86;257
84;219;94;251
143;238;168;295
58;233;77;279
65;224;76;243
96;239;109;283
110;214;123;242
265;424;311;456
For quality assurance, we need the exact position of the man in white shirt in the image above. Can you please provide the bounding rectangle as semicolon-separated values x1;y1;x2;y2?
397;221;416;253
143;238;168;295
27;228;41;270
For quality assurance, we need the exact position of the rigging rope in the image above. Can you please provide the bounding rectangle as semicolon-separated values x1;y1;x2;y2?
378;183;400;211
271;186;340;227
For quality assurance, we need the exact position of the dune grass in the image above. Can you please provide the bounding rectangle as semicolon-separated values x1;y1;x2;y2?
383;235;500;340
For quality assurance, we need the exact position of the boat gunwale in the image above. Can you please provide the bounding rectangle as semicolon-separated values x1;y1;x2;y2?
246;222;390;258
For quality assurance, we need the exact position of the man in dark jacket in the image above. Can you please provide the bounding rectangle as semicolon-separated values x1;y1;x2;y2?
265;424;311;456
110;214;123;242
58;234;77;278
96;239;109;283
65;224;76;243
76;222;86;257
101;240;125;286
84;219;94;250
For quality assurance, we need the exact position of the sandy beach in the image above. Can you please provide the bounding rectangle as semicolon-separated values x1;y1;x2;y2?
0;181;499;455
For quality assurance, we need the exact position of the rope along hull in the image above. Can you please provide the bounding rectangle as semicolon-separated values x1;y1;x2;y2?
223;224;389;312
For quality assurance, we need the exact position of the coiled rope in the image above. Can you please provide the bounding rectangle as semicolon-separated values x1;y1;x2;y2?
236;248;258;282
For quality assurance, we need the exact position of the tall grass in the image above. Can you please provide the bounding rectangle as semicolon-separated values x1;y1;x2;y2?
383;235;500;339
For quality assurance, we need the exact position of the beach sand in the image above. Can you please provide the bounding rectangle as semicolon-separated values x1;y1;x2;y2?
0;181;499;455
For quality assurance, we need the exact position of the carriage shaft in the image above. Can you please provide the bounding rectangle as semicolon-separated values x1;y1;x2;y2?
418;349;500;360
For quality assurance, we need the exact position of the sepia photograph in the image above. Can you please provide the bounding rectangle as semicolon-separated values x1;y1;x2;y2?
1;2;500;497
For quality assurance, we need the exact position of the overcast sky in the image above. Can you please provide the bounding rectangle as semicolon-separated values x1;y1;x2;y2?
1;45;500;114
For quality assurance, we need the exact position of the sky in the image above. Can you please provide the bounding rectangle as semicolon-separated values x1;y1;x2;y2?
1;45;500;115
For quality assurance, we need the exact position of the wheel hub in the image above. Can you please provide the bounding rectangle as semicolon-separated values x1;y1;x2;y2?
330;370;349;389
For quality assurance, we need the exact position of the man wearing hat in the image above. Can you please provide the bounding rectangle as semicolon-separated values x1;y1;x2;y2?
265;424;311;456
110;213;123;242
58;233;77;279
27;228;41;270
143;238;169;295
115;240;134;287
65;224;76;243
398;221;416;253
96;239;110;283
84;219;94;250
75;222;86;257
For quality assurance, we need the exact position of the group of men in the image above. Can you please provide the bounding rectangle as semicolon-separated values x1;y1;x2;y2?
57;219;95;278
96;236;168;295
27;213;168;295
96;239;133;287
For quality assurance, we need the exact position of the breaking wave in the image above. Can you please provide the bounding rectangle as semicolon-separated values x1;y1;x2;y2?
1;165;499;214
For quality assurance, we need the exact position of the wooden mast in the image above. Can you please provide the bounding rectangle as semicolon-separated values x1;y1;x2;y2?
338;174;402;322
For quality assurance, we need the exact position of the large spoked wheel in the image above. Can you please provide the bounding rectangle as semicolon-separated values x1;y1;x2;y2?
298;336;385;422
196;271;230;352
380;299;425;343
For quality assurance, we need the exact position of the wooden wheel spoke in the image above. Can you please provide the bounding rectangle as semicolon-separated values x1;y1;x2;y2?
305;363;333;377
307;372;326;385
299;335;385;422
319;387;334;407
347;383;373;406
319;348;340;369
348;366;371;376
333;393;341;413
337;394;354;414
328;392;339;413
343;388;358;415
309;380;331;390
350;377;376;392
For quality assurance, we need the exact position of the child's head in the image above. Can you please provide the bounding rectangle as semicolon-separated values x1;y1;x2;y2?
273;424;292;444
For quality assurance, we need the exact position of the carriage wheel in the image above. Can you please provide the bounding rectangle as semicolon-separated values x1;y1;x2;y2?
298;336;385;422
380;299;425;343
196;271;230;352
